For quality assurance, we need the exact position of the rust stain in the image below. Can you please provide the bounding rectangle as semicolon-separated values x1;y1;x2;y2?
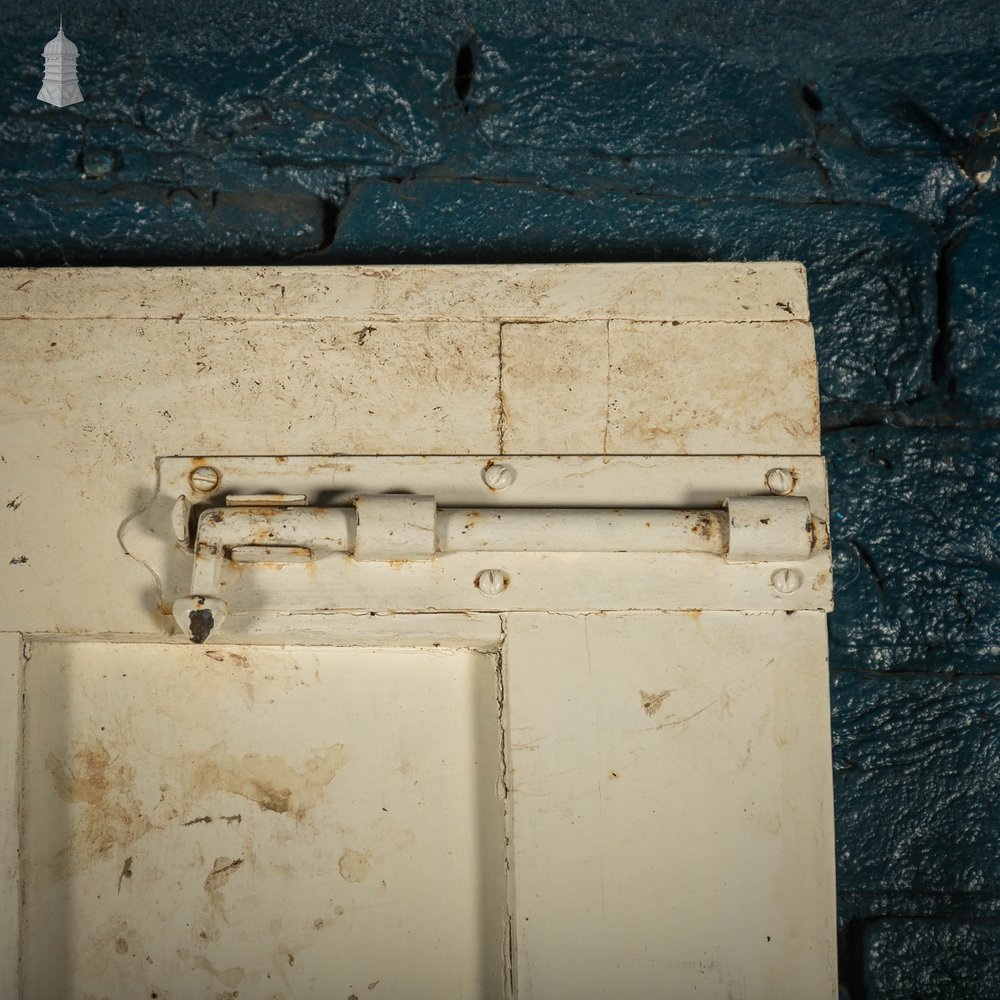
640;688;672;716
690;511;719;540
338;848;372;883
45;742;153;873
204;856;244;894
482;459;504;491
191;742;348;818
205;648;256;707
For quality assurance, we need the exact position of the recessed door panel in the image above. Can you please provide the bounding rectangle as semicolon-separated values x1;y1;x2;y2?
22;641;508;1000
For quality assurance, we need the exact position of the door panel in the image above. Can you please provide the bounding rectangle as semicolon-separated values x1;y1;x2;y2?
21;641;507;1000
505;611;836;999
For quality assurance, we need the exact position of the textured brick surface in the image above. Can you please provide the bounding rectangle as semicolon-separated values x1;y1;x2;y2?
950;194;1000;410
2;2;1000;996
827;429;1000;672
863;919;1000;999
833;670;1000;894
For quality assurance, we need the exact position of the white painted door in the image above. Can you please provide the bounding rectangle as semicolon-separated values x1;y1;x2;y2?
1;264;837;999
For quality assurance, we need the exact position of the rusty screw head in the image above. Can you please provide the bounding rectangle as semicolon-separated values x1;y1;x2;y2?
482;462;515;491
765;467;795;495
476;569;508;596
771;568;803;595
190;465;220;493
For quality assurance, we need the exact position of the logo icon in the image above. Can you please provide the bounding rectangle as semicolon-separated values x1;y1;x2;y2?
38;16;84;107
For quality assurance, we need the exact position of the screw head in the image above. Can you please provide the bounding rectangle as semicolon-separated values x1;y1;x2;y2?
765;467;795;495
771;568;803;595
476;569;508;596
482;462;515;491
190;465;220;493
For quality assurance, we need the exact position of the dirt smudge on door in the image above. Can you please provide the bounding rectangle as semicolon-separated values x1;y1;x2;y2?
190;742;349;819
204;856;244;894
639;688;672;716
45;742;153;875
338;848;372;883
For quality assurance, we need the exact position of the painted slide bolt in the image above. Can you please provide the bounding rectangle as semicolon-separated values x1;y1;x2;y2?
482;462;515;491
476;569;508;596
771;568;803;595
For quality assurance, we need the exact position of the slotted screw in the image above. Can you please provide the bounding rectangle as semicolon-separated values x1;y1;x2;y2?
476;569;508;596
482;462;515;491
771;568;803;595
190;466;220;493
765;467;795;495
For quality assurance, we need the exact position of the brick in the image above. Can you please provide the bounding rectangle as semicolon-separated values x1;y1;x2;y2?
833;671;1000;894
949;193;1000;415
825;428;1000;670
863;918;1000;999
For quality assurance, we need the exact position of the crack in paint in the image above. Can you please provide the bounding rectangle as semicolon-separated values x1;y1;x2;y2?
604;319;612;454
496;613;516;998
497;323;508;454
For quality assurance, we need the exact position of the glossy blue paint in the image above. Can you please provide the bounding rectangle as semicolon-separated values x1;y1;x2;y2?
1;3;998;996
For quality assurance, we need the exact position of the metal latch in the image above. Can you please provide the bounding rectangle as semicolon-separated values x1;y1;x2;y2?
119;456;833;640
171;492;822;642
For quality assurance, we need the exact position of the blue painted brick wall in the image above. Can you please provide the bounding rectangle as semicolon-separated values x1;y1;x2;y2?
2;3;999;995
